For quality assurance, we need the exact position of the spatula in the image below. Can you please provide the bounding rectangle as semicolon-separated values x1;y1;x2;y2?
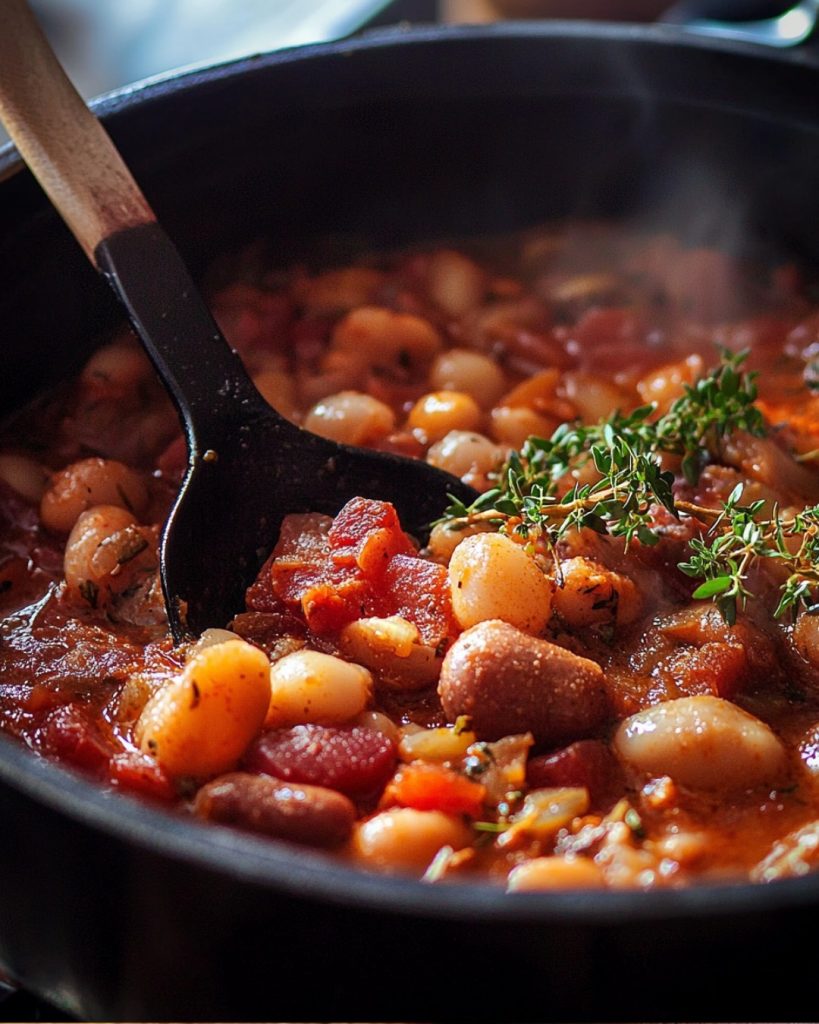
0;0;478;641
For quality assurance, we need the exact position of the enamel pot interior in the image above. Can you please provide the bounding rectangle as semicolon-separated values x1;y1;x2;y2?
0;22;818;1022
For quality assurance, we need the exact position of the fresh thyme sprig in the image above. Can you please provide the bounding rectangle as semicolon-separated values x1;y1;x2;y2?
678;486;819;624
437;349;819;624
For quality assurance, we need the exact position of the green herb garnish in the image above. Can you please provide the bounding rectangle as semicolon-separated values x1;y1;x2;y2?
436;349;819;624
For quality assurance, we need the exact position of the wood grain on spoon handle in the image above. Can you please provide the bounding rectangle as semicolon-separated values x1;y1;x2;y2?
0;0;153;260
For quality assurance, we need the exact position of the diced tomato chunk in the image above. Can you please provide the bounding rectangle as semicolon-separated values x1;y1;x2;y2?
109;750;177;803
384;761;486;818
670;641;747;701
245;553;288;613
42;705;111;772
383;554;455;646
328;497;416;574
244;723;397;798
526;740;623;807
300;577;380;634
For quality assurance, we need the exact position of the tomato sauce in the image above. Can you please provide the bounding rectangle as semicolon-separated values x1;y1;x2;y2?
3;221;819;889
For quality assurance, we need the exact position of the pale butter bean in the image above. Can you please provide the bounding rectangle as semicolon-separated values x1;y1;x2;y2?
428;349;506;408
304;390;395;446
560;373;629;424
332;306;441;367
41;457;148;534
266;649;372;728
448;532;552;634
353;709;401;745
553;556;642;628
490;405;556;448
63;505;142;604
350;807;473;874
407;390;482;444
614;695;788;791
81;340;152;390
339;616;441;691
426;520;493;564
636;354;704;413
426;430;503;490
426;249;486;317
507;855;605;891
296;267;384;315
136;639;271;777
252;368;298;421
188;628;242;660
793;612;819;670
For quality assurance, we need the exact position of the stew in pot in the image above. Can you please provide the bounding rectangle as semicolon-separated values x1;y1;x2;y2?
3;220;819;890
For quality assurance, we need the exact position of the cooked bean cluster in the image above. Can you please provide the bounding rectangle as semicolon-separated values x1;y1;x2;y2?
3;222;819;890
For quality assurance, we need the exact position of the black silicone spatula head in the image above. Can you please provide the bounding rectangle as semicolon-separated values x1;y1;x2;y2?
0;0;478;641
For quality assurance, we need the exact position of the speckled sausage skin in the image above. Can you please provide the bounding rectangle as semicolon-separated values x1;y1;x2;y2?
438;619;609;744
194;771;356;848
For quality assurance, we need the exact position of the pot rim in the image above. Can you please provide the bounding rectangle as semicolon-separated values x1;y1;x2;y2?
2;729;816;923
1;17;818;184
2;18;819;926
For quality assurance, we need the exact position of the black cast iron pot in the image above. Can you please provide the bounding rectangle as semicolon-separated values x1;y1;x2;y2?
1;21;819;1023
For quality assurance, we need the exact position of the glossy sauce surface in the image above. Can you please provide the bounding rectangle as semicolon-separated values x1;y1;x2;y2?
3;221;819;890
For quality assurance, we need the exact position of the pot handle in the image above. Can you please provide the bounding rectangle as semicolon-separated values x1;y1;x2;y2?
659;0;819;49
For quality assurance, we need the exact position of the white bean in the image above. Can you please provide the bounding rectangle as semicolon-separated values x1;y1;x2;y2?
507;856;605;891
81;340;152;390
553;556;642;628
41;457;148;534
136;639;271;778
426;431;503;490
188;628;241;660
448;532;553;634
63;504;142;604
426;520;493;563
350;807;472;874
428;349;506;408
426;250;486;317
490;405;556;448
331;306;441;367
339;616;441;691
296;267;384;315
266;649;372;728
407;390;482;443
560;373;629;424
303;391;395;446
353;709;401;745
614;695;788;791
793;613;819;669
253;368;298;421
636;354;704;413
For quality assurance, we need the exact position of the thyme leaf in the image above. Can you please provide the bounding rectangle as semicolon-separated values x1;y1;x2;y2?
435;350;819;623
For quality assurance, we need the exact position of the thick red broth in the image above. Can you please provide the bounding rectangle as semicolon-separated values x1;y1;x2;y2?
3;220;819;889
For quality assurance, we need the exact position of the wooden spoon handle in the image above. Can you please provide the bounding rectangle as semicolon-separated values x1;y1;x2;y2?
0;0;154;259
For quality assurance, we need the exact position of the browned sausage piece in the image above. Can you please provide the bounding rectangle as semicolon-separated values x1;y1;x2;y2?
194;771;356;848
438;619;608;744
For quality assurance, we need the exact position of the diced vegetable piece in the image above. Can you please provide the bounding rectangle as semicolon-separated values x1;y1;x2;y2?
526;740;623;806
244;723;397;797
383;761;486;817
